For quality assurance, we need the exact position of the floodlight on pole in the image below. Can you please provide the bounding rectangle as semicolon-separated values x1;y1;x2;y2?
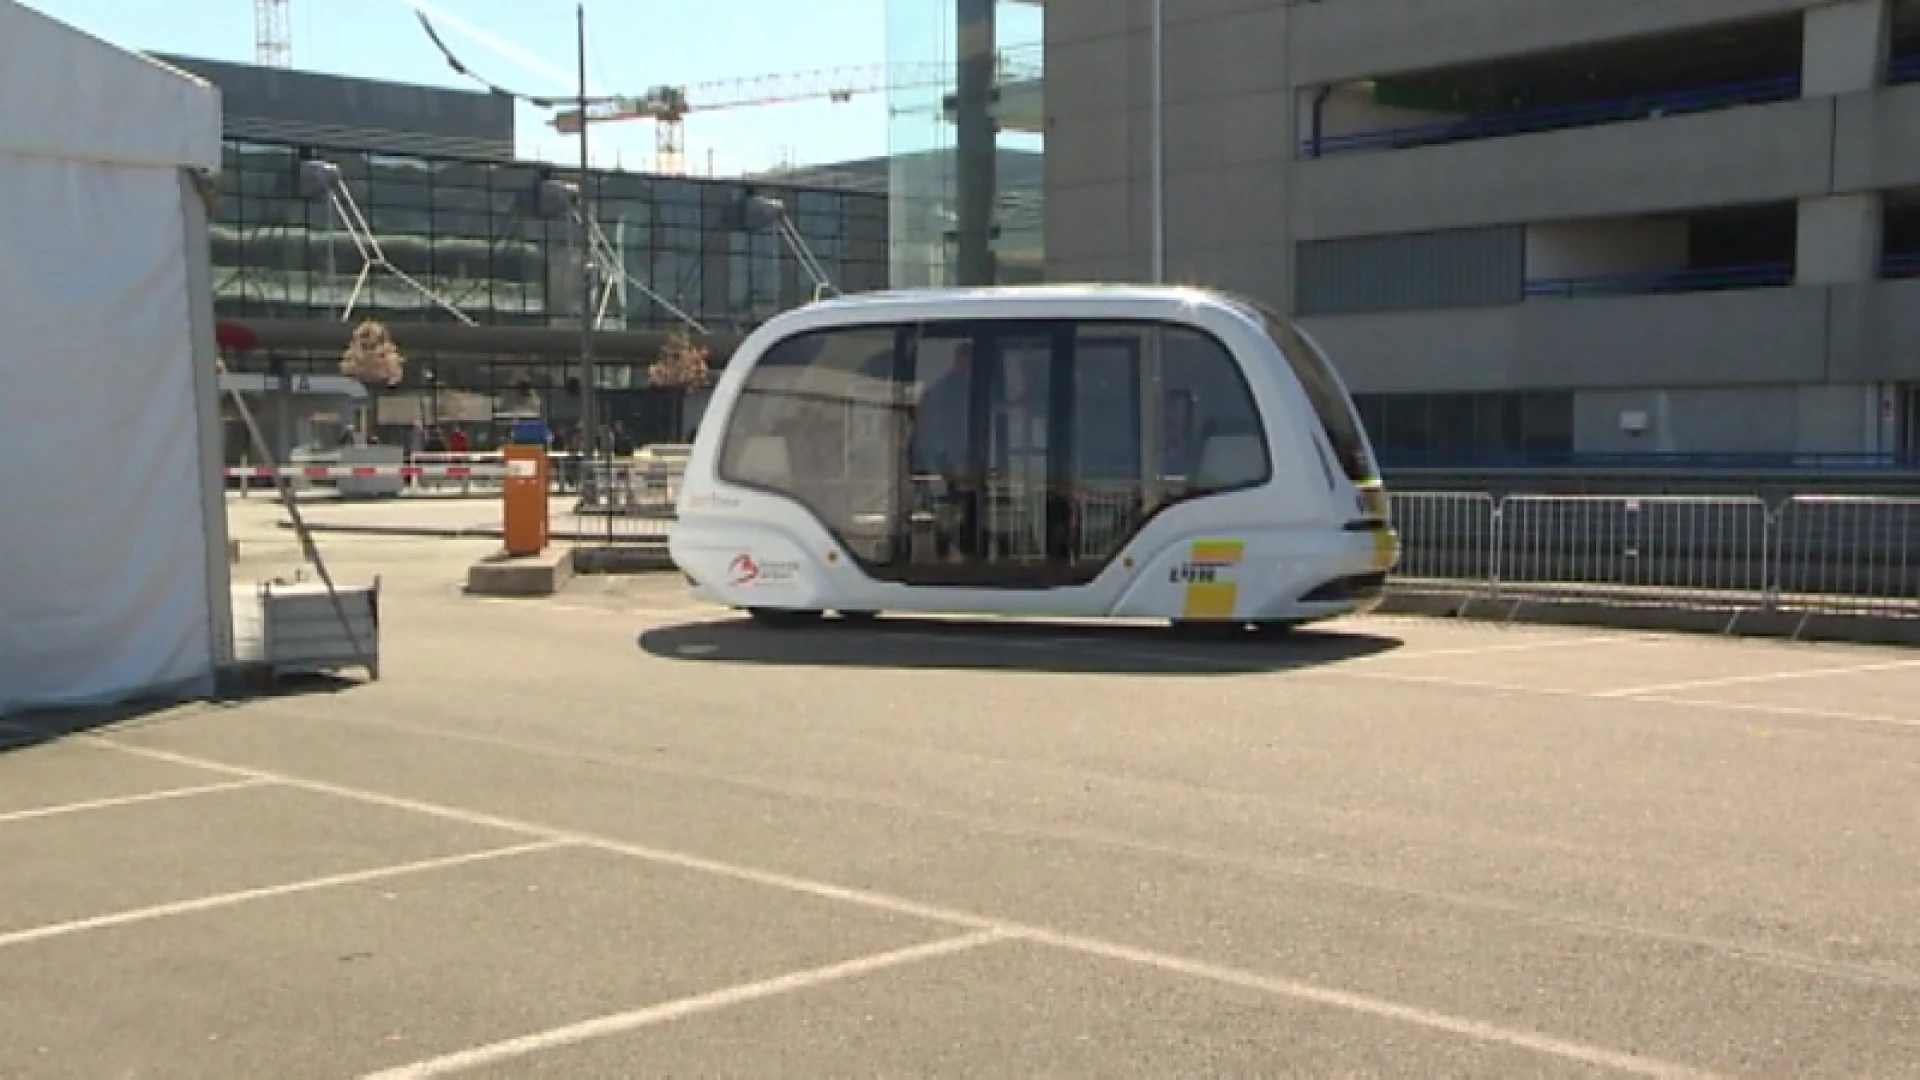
744;195;841;303
411;3;622;457
299;158;477;325
541;176;710;335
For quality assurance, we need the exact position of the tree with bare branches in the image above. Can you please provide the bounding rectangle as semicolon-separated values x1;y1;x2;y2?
648;329;711;441
339;319;406;437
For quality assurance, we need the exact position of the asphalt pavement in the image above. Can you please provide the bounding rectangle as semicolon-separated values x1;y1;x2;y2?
0;498;1914;1078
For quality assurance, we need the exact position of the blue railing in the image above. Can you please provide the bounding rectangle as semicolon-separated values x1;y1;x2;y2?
1524;254;1920;290
1890;54;1920;84
1884;252;1920;279
1302;74;1801;157
1524;261;1792;300
1377;450;1919;472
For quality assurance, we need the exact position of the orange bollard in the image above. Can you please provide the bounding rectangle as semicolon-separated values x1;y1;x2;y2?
502;443;550;556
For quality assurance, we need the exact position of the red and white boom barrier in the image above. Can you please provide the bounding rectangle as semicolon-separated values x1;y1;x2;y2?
225;464;509;480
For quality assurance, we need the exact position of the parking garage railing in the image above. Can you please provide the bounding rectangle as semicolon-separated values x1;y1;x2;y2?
1523;261;1793;299
1377;450;1919;472
1301;74;1801;157
1884;252;1920;279
1388;491;1920;623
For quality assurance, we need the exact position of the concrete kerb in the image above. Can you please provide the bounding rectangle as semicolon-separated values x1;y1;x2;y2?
285;521;672;547
286;521;500;540
1379;589;1920;648
570;544;676;575
461;544;675;595
466;548;576;597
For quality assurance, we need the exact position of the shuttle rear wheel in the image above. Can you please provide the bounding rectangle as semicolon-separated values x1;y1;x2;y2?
837;610;880;624
747;607;823;629
1169;619;1301;640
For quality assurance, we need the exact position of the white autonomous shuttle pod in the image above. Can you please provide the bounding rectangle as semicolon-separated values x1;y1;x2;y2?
670;285;1398;631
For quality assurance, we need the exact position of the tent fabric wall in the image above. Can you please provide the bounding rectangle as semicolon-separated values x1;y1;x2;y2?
0;2;221;172
0;0;230;716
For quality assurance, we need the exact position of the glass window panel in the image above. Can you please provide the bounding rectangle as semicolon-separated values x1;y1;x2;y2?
718;326;904;567
658;199;700;229
1521;391;1574;454
1473;393;1517;458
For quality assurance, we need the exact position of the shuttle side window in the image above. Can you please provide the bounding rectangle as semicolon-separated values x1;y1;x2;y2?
716;327;906;565
715;317;1270;588
1154;325;1272;496
1069;323;1270;568
1074;323;1271;493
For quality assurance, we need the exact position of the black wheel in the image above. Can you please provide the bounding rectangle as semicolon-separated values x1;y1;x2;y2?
1168;619;1247;641
1249;620;1303;638
836;610;880;624
747;607;823;629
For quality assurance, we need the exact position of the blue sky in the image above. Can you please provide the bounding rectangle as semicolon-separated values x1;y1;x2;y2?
20;0;1004;175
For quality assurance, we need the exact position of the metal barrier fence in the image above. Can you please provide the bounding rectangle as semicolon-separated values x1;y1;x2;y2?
577;488;1920;625
1389;492;1920;622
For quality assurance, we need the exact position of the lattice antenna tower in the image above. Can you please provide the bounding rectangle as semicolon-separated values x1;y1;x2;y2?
255;0;292;68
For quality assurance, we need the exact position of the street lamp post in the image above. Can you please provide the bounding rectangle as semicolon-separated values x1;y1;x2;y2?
575;2;598;462
1150;0;1165;285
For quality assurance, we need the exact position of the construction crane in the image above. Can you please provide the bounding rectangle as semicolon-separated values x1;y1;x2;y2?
552;47;1042;175
255;0;292;68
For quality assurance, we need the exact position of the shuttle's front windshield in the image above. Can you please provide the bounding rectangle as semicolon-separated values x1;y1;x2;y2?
1234;297;1378;485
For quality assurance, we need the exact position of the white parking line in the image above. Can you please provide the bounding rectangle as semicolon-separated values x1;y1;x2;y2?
0;841;565;950
889;630;1917;730
1013;929;1718;1080
1367;633;1664;659
896;629;1574;698
1593;657;1920;698
320;709;1920;988
361;930;1011;1079
1626;696;1920;731
0;778;269;826
60;734;1716;1079
470;596;709;621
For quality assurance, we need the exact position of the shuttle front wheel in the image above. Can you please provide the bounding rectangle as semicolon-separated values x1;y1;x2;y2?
746;608;823;629
745;608;881;628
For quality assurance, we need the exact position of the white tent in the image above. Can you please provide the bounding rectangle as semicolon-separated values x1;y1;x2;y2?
0;1;233;716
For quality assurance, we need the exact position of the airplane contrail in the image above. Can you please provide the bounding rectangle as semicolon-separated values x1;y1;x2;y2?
396;0;576;90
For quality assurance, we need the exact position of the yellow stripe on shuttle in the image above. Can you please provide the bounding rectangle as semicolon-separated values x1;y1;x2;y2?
1189;540;1245;565
1372;527;1397;571
1182;583;1238;619
1358;485;1390;521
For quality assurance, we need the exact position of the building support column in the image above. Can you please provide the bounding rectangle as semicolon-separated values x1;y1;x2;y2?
954;0;998;286
1799;0;1892;453
1801;0;1891;97
1797;192;1883;285
1798;0;1891;286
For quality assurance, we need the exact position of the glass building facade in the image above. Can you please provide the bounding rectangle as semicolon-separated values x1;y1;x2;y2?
210;140;889;442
